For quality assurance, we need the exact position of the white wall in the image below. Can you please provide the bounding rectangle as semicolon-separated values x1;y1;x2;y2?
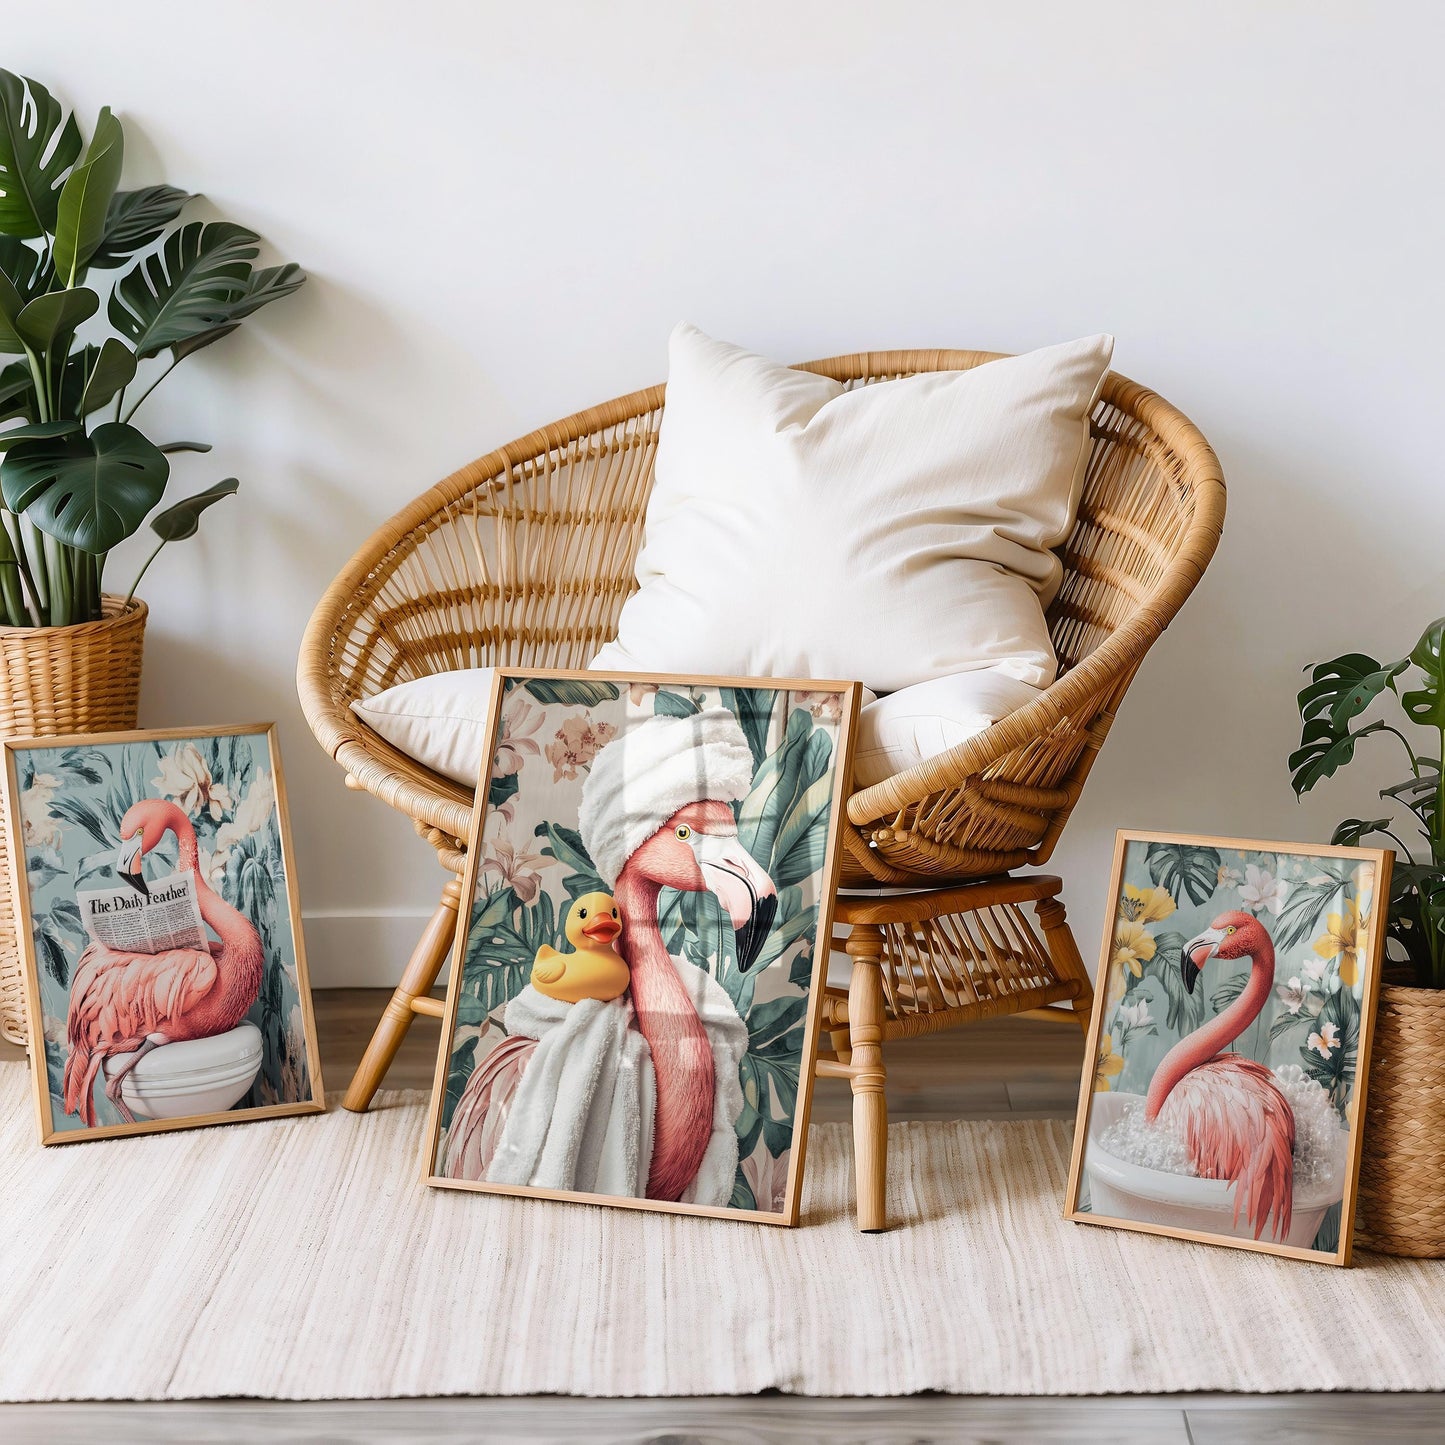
10;2;1443;985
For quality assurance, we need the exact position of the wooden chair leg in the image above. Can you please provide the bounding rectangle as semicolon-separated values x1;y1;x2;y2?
1035;892;1093;1033
342;875;464;1111
846;922;889;1232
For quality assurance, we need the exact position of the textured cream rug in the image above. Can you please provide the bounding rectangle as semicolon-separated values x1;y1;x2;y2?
2;1061;1444;1401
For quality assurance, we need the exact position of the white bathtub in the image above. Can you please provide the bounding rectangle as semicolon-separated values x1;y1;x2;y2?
1083;1090;1349;1249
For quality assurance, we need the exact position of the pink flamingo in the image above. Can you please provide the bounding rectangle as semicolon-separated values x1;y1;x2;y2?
62;799;265;1126
444;799;776;1201
1144;909;1296;1241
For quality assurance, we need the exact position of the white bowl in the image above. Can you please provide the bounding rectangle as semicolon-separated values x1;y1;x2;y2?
1084;1090;1349;1249
104;1022;264;1120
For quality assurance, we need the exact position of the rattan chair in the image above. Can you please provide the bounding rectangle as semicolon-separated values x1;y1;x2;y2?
298;348;1226;1230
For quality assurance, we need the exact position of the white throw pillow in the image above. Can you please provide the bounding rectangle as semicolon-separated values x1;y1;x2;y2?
352;668;498;786
850;670;1042;788
352;668;1037;790
590;324;1113;694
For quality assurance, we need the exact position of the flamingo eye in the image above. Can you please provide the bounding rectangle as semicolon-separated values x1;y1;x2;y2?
1225;925;1236;935
675;824;692;840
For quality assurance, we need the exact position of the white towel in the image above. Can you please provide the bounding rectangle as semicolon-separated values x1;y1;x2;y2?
485;988;656;1197
483;956;749;1205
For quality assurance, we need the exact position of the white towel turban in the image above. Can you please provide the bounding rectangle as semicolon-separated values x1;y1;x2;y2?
578;708;754;887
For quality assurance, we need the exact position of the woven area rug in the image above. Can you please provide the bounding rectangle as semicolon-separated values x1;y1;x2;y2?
2;1062;1445;1401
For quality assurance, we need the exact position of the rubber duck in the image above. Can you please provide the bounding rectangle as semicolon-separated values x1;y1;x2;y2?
530;892;629;1003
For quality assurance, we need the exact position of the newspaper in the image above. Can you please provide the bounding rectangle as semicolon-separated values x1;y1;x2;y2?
77;852;209;956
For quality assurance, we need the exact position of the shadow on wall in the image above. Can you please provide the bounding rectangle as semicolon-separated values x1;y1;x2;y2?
1055;424;1433;967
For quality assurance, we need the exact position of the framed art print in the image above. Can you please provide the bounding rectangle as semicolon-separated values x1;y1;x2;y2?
1065;831;1392;1264
423;670;860;1223
5;723;324;1143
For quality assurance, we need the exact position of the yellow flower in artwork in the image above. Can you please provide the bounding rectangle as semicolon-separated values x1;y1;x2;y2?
1313;897;1364;988
1095;1034;1124;1091
1113;919;1157;977
1123;884;1176;924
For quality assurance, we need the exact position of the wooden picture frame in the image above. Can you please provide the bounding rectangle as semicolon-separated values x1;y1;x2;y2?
5;722;325;1144
422;669;861;1224
1064;830;1392;1265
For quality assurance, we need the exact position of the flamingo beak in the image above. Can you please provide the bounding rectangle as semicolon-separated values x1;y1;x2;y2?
117;833;149;898
1180;927;1224;994
696;836;778;972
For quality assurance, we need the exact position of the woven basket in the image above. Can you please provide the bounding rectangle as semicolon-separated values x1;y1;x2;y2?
0;595;147;1045
1356;982;1445;1257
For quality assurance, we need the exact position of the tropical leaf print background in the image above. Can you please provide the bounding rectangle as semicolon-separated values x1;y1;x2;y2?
18;732;312;1132
1088;841;1377;1249
441;679;845;1214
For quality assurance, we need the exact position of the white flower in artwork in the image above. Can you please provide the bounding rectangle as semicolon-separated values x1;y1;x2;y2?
1299;956;1328;987
741;1140;789;1213
201;769;278;885
228;767;276;839
1239;864;1288;916
20;772;64;852
1276;977;1306;1015
1117;998;1153;1031
1308;1021;1341;1059
152;743;234;822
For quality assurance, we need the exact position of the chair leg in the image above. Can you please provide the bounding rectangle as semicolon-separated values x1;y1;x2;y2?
1035;892;1093;1033
342;875;464;1112
846;922;889;1232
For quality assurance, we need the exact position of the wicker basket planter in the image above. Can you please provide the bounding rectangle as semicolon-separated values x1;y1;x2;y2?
1356;982;1445;1257
0;596;147;1045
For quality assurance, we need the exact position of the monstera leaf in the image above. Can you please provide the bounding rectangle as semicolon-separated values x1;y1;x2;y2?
148;476;238;541
1401;618;1445;729
14;286;99;355
0;421;80;450
169;264;307;360
0;70;81;238
1143;842;1222;907
0;422;169;552
52;106;123;284
108;221;259;358
74;338;137;417
1297;652;1407;732
1330;817;1394;848
88;184;192;270
0;360;30;421
1290;717;1388;797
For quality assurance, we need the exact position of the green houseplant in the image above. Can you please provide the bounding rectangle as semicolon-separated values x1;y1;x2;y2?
0;68;304;1046
1291;615;1445;1257
1290;617;1444;988
0;68;304;625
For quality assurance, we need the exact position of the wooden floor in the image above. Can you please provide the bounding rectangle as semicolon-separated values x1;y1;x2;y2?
4;990;1442;1441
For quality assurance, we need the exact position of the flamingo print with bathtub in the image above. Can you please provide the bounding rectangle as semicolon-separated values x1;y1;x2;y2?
1084;847;1369;1249
442;707;780;1206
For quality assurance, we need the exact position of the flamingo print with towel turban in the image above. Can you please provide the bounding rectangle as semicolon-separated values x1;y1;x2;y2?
442;708;779;1206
